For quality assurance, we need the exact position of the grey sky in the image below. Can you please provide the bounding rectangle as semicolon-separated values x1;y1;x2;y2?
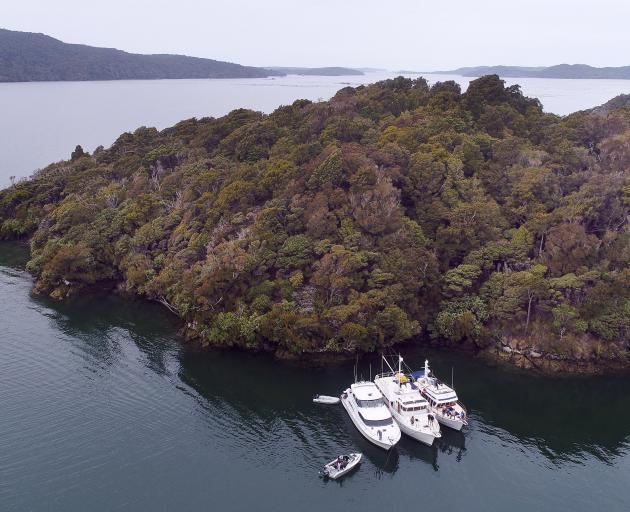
3;0;630;69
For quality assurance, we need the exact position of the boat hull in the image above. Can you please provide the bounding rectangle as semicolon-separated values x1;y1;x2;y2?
397;419;437;446
374;377;440;446
323;453;362;479
313;395;340;405
437;415;466;431
340;391;400;450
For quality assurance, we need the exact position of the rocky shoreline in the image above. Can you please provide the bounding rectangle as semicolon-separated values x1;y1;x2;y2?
182;314;630;375
481;342;630;375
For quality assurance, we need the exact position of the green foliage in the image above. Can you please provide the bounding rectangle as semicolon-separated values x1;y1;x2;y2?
432;296;489;345
71;145;86;161
276;235;313;271
308;148;343;189
1;75;628;356
443;264;482;295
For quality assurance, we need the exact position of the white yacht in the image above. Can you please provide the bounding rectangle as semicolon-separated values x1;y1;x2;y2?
411;360;468;431
341;381;401;450
374;356;441;446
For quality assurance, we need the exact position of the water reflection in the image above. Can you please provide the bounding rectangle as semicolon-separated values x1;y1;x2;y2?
1;240;629;473
31;290;181;377
0;240;30;269
176;349;474;475
3;242;630;512
387;348;630;465
25;281;630;469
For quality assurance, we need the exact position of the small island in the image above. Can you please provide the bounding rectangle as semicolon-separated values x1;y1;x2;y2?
1;75;628;373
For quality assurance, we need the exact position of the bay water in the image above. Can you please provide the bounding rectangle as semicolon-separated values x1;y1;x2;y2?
0;242;628;511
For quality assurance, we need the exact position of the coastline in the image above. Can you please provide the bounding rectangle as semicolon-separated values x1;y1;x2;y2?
480;344;630;376
1;238;628;377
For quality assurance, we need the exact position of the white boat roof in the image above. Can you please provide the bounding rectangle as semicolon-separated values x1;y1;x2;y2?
358;407;391;421
376;375;427;401
412;365;459;402
351;381;383;401
424;383;458;402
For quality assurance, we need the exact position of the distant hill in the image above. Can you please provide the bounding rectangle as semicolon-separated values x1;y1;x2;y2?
0;28;283;82
434;64;630;79
265;66;363;76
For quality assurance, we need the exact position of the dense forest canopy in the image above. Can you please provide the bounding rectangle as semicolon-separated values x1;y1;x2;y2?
1;75;628;361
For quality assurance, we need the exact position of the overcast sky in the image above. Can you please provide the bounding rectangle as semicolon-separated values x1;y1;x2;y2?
3;0;630;69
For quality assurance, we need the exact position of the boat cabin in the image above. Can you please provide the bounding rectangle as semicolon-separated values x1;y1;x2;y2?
395;397;428;413
410;370;459;408
351;382;384;403
350;382;395;426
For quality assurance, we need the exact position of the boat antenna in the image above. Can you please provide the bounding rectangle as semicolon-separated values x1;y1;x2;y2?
369;363;372;381
451;366;454;390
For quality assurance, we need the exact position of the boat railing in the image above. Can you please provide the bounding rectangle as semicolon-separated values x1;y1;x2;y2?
435;401;468;422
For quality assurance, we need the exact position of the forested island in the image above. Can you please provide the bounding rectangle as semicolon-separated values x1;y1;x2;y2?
435;64;630;80
0;28;280;81
0;29;361;82
1;75;628;372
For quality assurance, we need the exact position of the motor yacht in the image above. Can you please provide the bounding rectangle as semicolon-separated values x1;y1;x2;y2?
411;360;468;431
340;381;401;450
375;356;441;446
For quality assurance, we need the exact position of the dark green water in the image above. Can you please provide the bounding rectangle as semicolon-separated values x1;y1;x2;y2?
1;242;629;511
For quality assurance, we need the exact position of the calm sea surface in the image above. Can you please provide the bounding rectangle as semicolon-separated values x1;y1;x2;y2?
2;72;630;187
0;242;629;511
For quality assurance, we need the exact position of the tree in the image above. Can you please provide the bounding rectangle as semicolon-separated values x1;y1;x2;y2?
552;304;582;340
71;145;86;161
543;223;598;276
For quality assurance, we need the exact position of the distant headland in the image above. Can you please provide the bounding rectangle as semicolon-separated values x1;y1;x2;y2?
0;28;363;82
429;64;630;80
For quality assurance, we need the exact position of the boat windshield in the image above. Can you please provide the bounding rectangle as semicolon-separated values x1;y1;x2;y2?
403;405;427;412
361;416;394;427
355;397;383;408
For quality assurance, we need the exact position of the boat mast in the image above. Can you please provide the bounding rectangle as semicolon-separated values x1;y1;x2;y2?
381;354;395;374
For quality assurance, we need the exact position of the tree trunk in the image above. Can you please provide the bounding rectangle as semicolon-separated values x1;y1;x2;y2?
525;290;534;335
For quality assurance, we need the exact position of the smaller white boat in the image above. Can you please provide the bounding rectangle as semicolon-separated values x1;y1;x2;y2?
412;360;468;431
321;453;362;479
313;394;341;405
